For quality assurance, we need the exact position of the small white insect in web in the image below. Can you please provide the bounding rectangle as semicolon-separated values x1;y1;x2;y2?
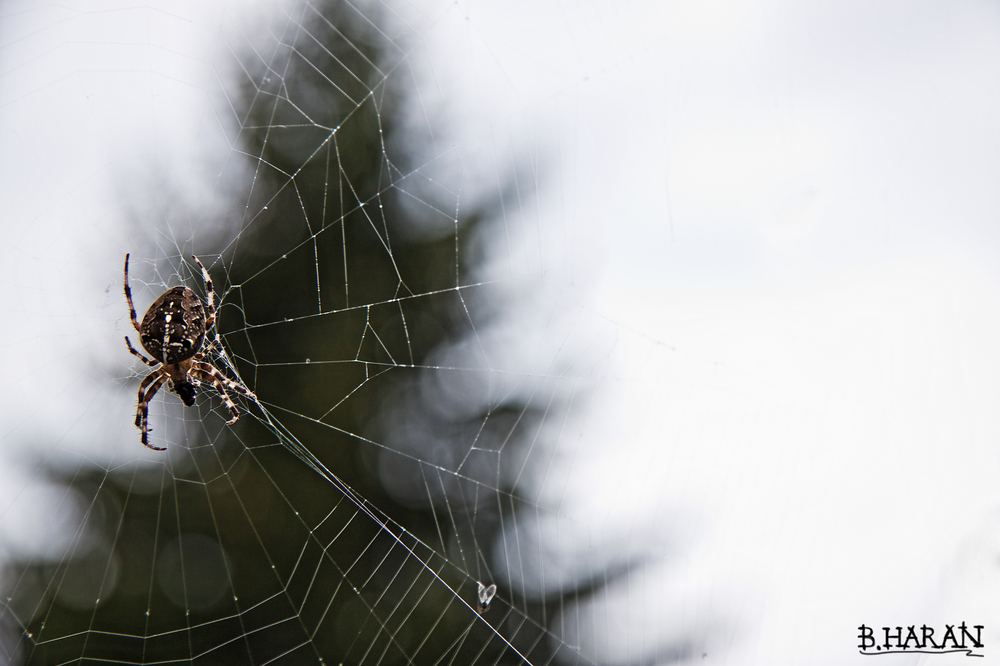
477;581;497;614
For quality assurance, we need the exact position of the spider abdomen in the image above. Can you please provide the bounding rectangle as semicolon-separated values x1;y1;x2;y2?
139;286;207;365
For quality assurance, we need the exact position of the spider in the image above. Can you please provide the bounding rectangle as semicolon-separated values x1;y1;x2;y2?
124;253;256;450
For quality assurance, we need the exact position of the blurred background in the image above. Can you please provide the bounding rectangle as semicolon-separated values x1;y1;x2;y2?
1;0;1000;664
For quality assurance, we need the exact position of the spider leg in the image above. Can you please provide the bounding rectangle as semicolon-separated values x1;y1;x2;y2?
124;336;158;367
192;256;216;329
124;253;143;334
200;336;220;357
135;372;168;451
194;361;256;400
192;362;253;425
192;255;226;358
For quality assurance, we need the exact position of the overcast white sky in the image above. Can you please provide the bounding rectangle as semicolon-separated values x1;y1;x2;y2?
2;1;1000;664
414;1;1000;663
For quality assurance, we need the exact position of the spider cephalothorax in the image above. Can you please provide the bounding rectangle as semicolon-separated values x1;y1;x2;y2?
124;253;255;450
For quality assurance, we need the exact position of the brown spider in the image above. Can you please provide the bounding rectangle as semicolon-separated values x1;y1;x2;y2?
124;253;256;450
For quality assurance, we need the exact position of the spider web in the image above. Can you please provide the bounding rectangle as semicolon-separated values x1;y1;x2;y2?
0;1;610;664
4;1;1000;666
